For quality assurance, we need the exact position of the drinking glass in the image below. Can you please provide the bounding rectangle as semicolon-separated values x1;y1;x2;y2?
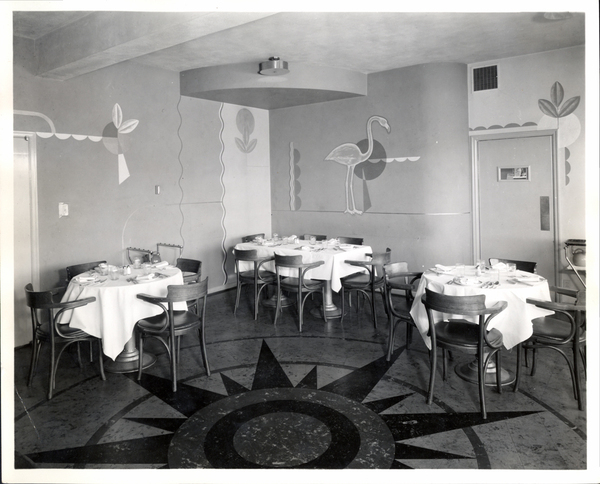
507;262;517;273
454;263;465;276
109;266;120;280
309;236;316;245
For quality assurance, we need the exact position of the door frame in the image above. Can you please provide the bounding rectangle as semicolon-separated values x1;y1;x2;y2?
470;127;560;283
14;131;40;292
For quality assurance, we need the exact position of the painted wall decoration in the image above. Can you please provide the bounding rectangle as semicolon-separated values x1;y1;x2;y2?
289;142;301;210
14;103;139;184
235;108;257;154
537;81;581;185
324;115;421;215
102;104;139;184
325;115;391;215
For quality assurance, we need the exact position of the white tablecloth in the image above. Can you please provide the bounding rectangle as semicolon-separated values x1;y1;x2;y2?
235;240;372;292
60;267;186;360
410;267;553;350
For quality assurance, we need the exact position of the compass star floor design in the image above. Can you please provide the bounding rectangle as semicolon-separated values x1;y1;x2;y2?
13;289;587;474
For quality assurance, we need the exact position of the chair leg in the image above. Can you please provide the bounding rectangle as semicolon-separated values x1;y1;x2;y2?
478;347;487;419
199;327;211;377
97;340;106;381
169;336;177;392
573;342;584;410
340;287;347;324
427;348;436;405
513;344;522;392
297;291;304;332
274;286;281;326
234;279;242;315
442;349;448;380
495;350;502;395
370;286;378;328
48;341;57;400
386;316;396;361
28;339;41;386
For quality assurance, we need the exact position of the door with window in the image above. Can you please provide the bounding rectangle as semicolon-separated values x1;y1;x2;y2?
14;134;39;347
477;134;556;284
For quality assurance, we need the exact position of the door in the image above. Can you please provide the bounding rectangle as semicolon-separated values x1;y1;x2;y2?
14;133;39;347
477;134;556;284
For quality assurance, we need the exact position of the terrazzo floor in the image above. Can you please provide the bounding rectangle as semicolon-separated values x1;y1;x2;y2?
11;288;590;482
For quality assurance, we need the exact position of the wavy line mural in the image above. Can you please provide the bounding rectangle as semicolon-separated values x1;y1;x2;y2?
218;104;228;285
14;104;138;184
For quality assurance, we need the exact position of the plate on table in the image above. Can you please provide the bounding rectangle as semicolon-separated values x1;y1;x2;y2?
339;244;357;250
453;277;483;286
75;273;99;284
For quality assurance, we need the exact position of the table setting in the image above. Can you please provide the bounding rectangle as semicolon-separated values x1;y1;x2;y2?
410;262;553;351
60;260;186;370
235;235;372;318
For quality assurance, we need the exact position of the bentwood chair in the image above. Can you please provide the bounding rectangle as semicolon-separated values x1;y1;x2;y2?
522;287;586;410
489;258;537;273
233;248;275;320
274;254;327;332
336;236;364;245
66;260;106;281
25;283;106;399
383;262;423;359
339;249;391;328
422;288;515;419
302;234;327;241
135;278;210;392
242;233;265;243
176;258;202;283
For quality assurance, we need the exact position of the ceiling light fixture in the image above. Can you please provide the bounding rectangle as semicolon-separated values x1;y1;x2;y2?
259;56;289;76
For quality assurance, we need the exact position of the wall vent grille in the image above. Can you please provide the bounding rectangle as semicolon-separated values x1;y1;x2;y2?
473;65;498;91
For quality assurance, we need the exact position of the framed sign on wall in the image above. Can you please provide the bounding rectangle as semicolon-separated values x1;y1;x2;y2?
498;166;530;181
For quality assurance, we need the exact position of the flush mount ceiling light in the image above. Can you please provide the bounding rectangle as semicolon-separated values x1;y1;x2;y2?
259;56;289;76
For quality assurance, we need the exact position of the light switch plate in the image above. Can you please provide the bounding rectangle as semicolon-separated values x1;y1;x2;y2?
59;202;69;218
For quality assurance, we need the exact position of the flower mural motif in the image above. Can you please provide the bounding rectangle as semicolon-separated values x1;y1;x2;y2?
235;108;257;154
102;104;139;184
537;82;581;185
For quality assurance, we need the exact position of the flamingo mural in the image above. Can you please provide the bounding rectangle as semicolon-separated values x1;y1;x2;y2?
325;115;390;214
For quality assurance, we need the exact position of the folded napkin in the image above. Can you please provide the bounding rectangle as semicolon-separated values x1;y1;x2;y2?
515;275;541;282
76;274;97;283
339;244;354;250
454;277;482;286
435;264;454;272
491;262;507;270
152;261;169;269
136;273;156;282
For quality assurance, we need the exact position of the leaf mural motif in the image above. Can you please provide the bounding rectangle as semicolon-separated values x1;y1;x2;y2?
538;99;559;118
246;139;257;152
558;96;581;118
118;119;139;134
551;81;564;107
235;138;247;153
112;104;123;128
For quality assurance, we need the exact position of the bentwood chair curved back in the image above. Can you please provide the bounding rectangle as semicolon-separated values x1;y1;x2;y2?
176;258;202;284
242;233;265;243
523;286;586;410
339;249;391;328
233;248;275;320
25;283;106;399
383;262;423;359
335;236;364;245
489;258;537;274
274;254;326;332
135;278;210;392
422;288;513;419
66;261;106;281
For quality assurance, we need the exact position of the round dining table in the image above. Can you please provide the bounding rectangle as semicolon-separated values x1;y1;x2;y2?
60;265;187;373
235;239;372;318
409;265;553;385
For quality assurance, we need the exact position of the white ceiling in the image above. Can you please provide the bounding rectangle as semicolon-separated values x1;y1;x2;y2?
13;10;585;75
11;9;587;108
